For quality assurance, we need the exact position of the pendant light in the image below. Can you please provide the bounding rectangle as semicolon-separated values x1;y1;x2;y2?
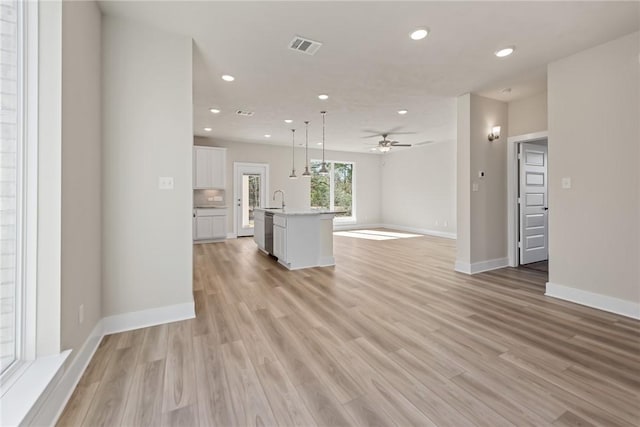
319;111;329;175
289;128;297;179
302;121;311;177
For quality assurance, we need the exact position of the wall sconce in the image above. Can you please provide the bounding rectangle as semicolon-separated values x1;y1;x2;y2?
488;126;501;142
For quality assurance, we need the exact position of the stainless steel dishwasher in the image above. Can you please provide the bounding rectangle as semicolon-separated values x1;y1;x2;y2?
264;211;274;254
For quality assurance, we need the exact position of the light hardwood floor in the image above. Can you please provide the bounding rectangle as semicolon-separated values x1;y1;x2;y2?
58;231;640;426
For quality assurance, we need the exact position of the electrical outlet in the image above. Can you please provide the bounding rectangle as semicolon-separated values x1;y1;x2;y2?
561;177;571;189
78;304;84;325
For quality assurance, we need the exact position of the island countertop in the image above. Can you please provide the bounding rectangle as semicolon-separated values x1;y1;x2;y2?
254;207;342;216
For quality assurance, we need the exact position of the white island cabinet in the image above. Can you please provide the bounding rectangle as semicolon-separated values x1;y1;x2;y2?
254;209;265;250
254;208;337;270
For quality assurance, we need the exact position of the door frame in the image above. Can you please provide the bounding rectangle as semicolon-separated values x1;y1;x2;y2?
233;162;269;238
507;131;548;267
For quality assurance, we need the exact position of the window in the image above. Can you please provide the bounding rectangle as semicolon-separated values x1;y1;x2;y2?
1;0;35;379
1;0;21;376
310;160;355;221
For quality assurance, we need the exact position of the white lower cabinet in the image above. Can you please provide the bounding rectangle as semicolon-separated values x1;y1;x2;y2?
194;208;227;241
273;224;286;260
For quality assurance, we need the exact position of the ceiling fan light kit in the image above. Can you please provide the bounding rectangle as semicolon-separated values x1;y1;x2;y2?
373;133;413;153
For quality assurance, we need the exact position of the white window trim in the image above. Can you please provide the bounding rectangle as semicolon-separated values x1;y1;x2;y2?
0;2;70;425
311;159;357;224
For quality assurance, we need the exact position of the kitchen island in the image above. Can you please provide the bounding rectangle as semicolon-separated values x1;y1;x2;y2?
254;208;337;270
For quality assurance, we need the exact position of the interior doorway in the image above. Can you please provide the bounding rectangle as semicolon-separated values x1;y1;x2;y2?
507;131;549;267
234;162;269;237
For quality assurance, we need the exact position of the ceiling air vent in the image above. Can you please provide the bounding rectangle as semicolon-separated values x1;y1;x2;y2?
288;35;322;56
236;110;254;117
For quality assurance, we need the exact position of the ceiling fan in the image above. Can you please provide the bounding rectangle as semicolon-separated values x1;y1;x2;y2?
370;133;412;152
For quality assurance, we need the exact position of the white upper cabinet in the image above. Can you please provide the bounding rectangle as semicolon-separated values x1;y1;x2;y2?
193;146;226;189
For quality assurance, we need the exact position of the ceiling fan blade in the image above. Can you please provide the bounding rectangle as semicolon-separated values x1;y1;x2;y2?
413;140;435;146
362;129;386;138
386;131;417;136
391;143;412;147
362;129;417;138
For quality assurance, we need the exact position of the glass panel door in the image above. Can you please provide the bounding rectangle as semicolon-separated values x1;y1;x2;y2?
235;163;268;237
241;174;261;230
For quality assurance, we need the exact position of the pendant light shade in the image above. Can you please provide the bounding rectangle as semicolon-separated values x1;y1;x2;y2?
319;111;329;176
302;121;311;177
289;128;297;179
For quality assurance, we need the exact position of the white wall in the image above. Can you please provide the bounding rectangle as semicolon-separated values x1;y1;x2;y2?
548;32;639;309
194;137;382;233
102;16;193;316
508;91;547;136
60;1;102;356
456;93;509;271
381;141;456;237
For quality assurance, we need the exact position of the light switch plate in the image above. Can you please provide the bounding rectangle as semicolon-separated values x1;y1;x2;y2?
561;177;571;189
472;182;479;192
159;176;174;190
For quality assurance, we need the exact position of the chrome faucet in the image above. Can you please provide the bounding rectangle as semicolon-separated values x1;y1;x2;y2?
273;190;285;209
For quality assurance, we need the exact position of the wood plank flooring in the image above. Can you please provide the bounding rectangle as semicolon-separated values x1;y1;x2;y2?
58;231;640;426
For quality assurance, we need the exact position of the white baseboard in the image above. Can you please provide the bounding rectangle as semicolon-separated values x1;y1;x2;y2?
333;222;457;240
102;302;195;335
333;223;383;231
27;321;104;426
382;223;457;240
455;257;509;275
545;282;640;320
454;261;472;274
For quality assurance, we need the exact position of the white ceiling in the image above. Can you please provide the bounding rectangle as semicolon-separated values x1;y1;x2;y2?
99;1;639;152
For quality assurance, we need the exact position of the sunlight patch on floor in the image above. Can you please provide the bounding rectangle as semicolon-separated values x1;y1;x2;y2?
333;229;422;240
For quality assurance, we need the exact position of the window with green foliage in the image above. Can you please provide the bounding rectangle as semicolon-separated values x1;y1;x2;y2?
310;160;354;220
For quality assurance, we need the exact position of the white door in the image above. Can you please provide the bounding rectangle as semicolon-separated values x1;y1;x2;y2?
519;143;548;264
234;163;269;237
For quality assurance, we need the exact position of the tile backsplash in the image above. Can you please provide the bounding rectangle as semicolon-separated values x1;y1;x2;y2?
194;189;226;207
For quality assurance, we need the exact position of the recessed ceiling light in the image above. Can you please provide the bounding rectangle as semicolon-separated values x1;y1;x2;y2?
204;127;212;132
209;108;221;114
264;134;271;138
397;109;408;115
318;94;329;100
221;74;235;82
410;28;429;41
284;119;293;124
494;47;515;58
316;142;323;146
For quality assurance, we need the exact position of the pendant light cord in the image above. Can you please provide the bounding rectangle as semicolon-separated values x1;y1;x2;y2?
305;121;309;168
321;111;326;165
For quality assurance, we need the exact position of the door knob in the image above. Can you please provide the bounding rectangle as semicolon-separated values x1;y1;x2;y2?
543;207;549;211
